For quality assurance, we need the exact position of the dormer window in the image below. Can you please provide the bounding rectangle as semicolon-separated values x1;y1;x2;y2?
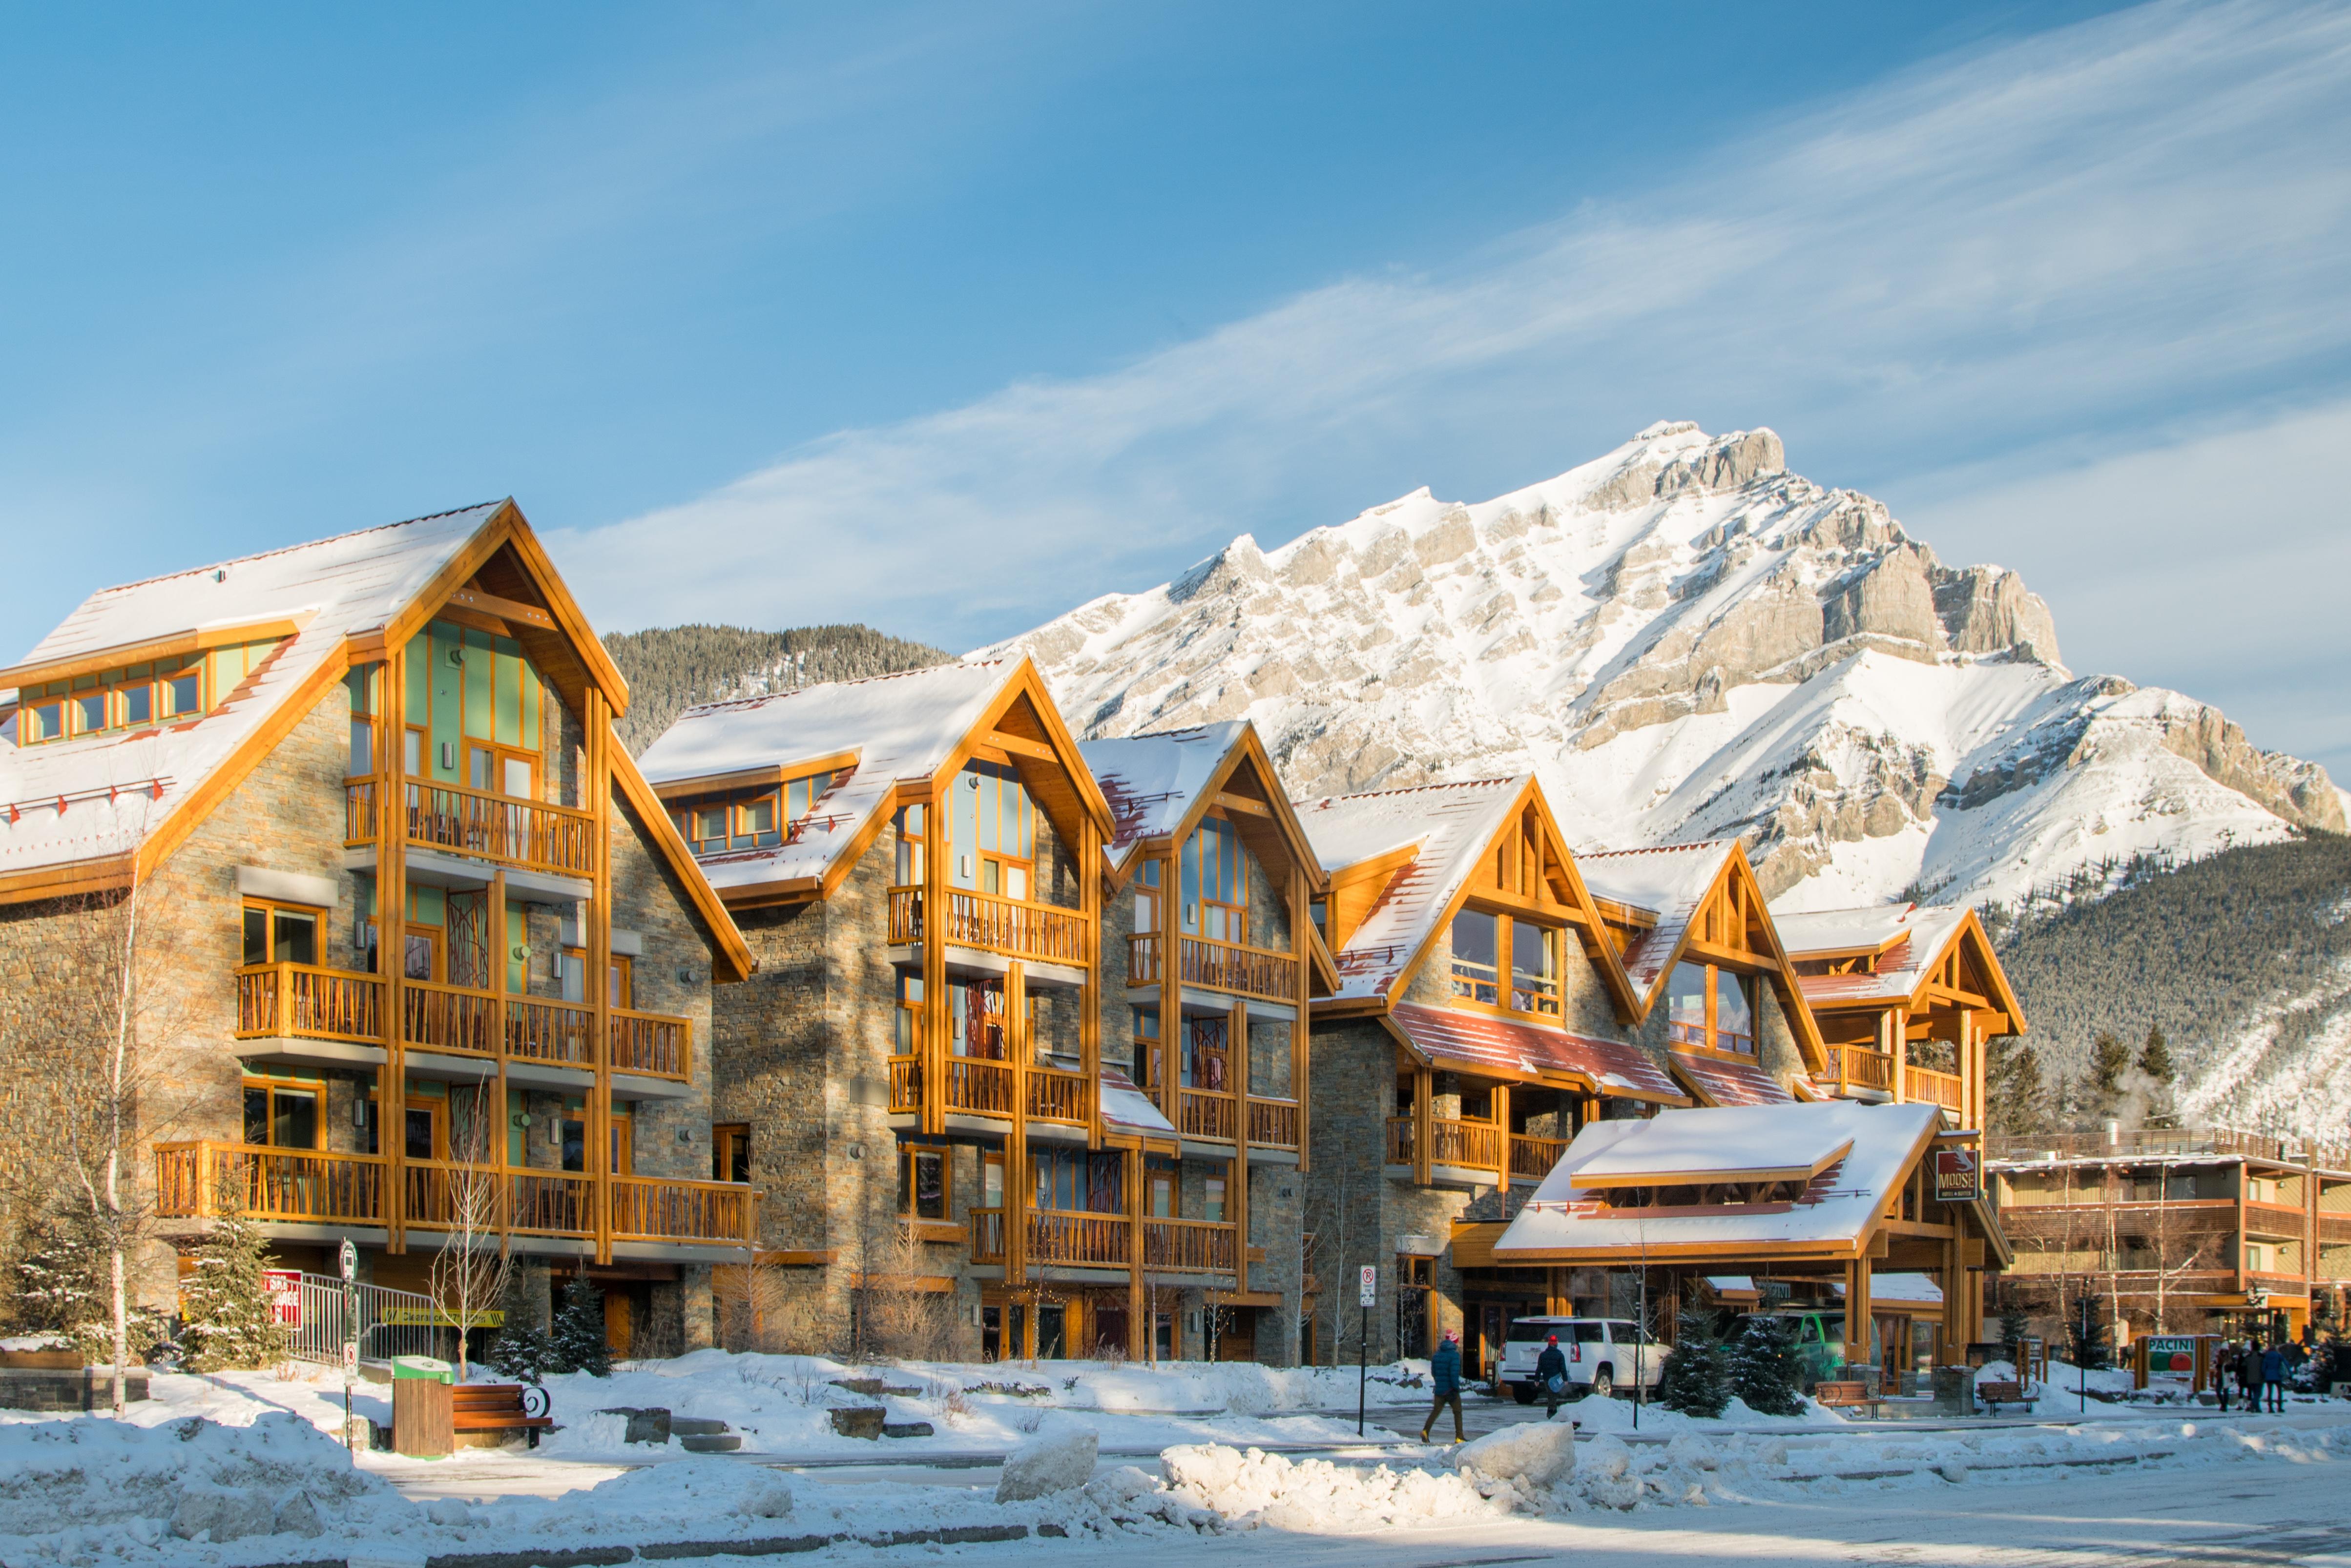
676;770;836;855
16;655;207;744
1450;909;1562;1017
1668;960;1756;1054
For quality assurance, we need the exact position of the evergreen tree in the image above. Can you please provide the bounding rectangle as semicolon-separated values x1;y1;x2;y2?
1727;1317;1804;1417
12;1213;104;1341
2087;1033;2133;1120
2065;1290;2111;1373
2138;1024;2175;1085
1998;1299;2031;1353
178;1197;291;1372
1985;1038;2053;1135
487;1276;553;1384
1655;1335;1730;1417
548;1276;611;1377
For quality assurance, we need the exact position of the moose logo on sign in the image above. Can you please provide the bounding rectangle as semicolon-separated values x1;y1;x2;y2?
1932;1147;1983;1203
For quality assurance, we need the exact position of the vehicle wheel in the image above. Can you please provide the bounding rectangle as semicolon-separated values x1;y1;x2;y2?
1510;1383;1535;1406
1590;1366;1615;1399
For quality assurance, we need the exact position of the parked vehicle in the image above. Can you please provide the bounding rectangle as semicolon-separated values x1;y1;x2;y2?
1497;1316;1668;1403
1728;1309;1883;1387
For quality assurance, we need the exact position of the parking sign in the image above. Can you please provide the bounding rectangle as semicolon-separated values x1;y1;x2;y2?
1359;1265;1377;1306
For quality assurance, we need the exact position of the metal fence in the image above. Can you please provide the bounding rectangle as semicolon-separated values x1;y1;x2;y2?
291;1274;441;1368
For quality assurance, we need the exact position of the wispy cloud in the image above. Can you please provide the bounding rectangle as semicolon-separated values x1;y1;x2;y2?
552;1;2351;706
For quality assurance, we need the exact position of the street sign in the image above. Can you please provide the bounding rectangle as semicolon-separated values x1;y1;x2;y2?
1932;1147;1983;1203
342;1341;358;1376
1358;1265;1377;1307
339;1238;357;1282
262;1269;303;1328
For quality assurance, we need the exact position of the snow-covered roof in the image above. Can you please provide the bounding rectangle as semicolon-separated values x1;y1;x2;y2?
0;504;503;883
1388;1002;1684;1102
1834;1271;1942;1306
1494;1100;1943;1260
637;661;1021;893
1669;1051;1796;1108
1101;1066;1178;1144
1293;778;1525;1001
1775;903;1982;1011
1576;841;1740;998
1079;723;1249;861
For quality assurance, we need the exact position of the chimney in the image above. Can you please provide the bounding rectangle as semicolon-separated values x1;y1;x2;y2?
2103;1118;2121;1148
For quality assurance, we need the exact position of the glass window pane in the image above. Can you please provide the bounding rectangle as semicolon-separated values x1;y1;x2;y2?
503;756;534;800
1715;969;1755;1050
166;672;200;717
244;1086;270;1146
1512;922;1559;1013
242;907;270;966
275;910;318;967
1450;910;1499;1005
274;1088;319;1150
72;693;108;734
915;1151;946;1219
349;718;373;775
1668;962;1709;1046
28;701;62;741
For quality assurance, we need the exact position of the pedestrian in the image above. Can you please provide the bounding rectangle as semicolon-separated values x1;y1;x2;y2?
1420;1328;1465;1445
1535;1333;1569;1419
2237;1341;2264;1412
2215;1341;2235;1410
2262;1342;2287;1413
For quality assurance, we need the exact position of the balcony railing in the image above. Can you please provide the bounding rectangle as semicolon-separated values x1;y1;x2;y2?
236;963;383;1043
1510;1133;1569;1181
1175;935;1298;1003
154;1142;754;1246
1129;932;1162;985
346;779;596;878
1248;1097;1300;1149
969;1207;1007;1265
1180;1090;1237;1141
1028;1068;1090;1124
1821;1043;1897;1094
1145;1217;1236;1273
1387;1115;1504;1172
1029;1211;1129;1267
1990;1128;2345;1166
1904;1063;1965;1112
231;963;687;1080
887;886;1089;967
887;1055;924;1112
945;1057;1017;1116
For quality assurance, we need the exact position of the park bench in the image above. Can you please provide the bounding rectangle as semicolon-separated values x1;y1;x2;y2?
452;1383;551;1448
1813;1380;1881;1418
1976;1380;2031;1415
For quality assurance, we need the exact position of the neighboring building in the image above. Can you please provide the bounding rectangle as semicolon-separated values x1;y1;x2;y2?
642;661;1311;1361
1081;722;1335;1364
1988;1127;2351;1345
0;503;758;1349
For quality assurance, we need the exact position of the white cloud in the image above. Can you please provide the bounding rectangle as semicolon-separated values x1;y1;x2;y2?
550;0;2351;733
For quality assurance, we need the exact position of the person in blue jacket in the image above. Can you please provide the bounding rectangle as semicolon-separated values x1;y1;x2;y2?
1535;1334;1570;1418
2262;1341;2287;1412
1420;1328;1465;1444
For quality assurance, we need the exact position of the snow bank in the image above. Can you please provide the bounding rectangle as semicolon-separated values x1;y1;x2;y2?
997;1425;1098;1501
1456;1419;1576;1487
1161;1444;1503;1532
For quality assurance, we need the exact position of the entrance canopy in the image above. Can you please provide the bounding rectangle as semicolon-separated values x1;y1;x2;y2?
1493;1100;1943;1264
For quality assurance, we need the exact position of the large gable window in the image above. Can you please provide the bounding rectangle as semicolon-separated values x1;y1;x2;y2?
1450;909;1562;1018
1669;960;1756;1054
1181;819;1248;943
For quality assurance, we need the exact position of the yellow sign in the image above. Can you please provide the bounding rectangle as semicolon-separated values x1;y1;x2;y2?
380;1306;506;1328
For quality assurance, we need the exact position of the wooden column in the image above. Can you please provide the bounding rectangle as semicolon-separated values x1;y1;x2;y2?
381;644;408;1255
1890;1009;1907;1105
492;869;511;1245
921;795;948;1140
1942;1234;1966;1358
1232;995;1250;1297
587;686;614;1266
1125;1145;1145;1359
1290;863;1310;1175
1493;1081;1512;1193
1413;1064;1434;1187
1081;814;1102;1147
1845;1254;1873;1370
1006;959;1028;1289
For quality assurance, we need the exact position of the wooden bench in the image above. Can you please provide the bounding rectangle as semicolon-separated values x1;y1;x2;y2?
1813;1380;1881;1418
1976;1380;2031;1415
452;1383;552;1448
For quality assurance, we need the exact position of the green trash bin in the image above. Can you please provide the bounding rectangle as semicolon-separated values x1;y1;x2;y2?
390;1355;454;1385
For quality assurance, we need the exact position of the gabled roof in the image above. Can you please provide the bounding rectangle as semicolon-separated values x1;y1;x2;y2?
1292;778;1524;1003
1774;902;2026;1030
1493;1100;1945;1262
0;502;751;980
638;657;1114;903
1080;721;1331;894
1386;1002;1684;1103
1669;1050;1796;1108
1576;841;1741;1000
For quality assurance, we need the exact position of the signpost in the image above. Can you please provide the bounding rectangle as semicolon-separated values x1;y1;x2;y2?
1357;1265;1376;1436
338;1239;359;1450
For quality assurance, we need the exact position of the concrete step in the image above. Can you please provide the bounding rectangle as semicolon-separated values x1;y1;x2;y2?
670;1418;730;1437
680;1433;743;1453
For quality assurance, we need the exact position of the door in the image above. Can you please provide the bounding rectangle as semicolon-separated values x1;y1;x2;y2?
608;1109;634;1175
604;1290;633;1358
1036;1303;1065;1360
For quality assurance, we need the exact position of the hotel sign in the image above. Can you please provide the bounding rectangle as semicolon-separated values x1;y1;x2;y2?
1933;1146;1983;1203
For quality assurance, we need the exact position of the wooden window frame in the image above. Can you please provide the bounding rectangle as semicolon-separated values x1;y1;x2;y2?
241;897;328;969
1181;818;1248;943
241;1073;326;1151
1668;959;1758;1057
1448;908;1564;1022
712;1123;751;1184
13;656;208;746
900;1143;955;1233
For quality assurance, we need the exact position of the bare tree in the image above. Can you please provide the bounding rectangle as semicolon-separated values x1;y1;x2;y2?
427;1075;510;1380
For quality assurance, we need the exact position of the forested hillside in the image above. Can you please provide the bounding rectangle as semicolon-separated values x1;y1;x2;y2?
602;623;951;753
1995;831;2351;1134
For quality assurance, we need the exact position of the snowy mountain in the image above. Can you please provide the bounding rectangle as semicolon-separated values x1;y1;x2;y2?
981;422;2343;911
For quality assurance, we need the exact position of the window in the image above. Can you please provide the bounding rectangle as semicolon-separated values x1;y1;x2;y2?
558;948;632;1008
950;763;1035;898
1451;909;1563;1017
949;978;1005;1058
1182;820;1248;943
1204;1173;1228;1223
1668;960;1757;1054
346;664;378;776
902;1145;949;1221
242;1076;322;1149
14;654;212;745
895;974;924;1056
1182;1012;1228;1090
1147;1158;1176;1217
1132;1004;1161;1088
402;621;544;787
713;1124;751;1184
1135;858;1161;933
242;900;322;969
1511;921;1560;1015
1450;910;1500;1005
1035;1149;1122;1214
894;804;926;885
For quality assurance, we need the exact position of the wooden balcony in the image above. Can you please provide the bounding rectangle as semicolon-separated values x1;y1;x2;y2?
232;964;689;1081
887;1056;1090;1125
346;778;596;879
962;1208;1237;1273
1029;1211;1130;1267
1027;1067;1090;1124
1179;1089;1237;1141
1145;1217;1236;1273
154;1142;755;1246
1904;1062;1964;1112
1128;932;1163;985
887;886;1089;968
1247;1097;1301;1150
1820;1043;1897;1096
1387;1115;1504;1172
1510;1133;1569;1182
1173;935;1298;1003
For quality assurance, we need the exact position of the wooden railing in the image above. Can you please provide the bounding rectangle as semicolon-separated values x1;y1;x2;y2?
612;1175;758;1243
235;963;383;1043
345;779;377;846
1128;932;1163;985
1248;1097;1300;1149
610;1010;687;1079
1180;1089;1237;1141
1905;1063;1965;1112
1822;1043;1897;1094
1027;1068;1090;1124
1387;1116;1505;1172
887;1055;923;1113
1145;1217;1237;1273
155;1142;753;1246
1029;1211;1129;1267
1511;1134;1569;1181
1176;935;1298;1003
943;1057;1017;1116
403;979;499;1057
887;887;1089;966
401;780;595;876
156;1143;383;1224
505;997;597;1068
969;1207;1007;1265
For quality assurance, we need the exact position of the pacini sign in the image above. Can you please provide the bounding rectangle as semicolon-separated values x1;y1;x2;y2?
1932;1147;1983;1203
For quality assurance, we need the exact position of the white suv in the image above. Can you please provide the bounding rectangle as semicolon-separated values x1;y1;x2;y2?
1497;1316;1668;1403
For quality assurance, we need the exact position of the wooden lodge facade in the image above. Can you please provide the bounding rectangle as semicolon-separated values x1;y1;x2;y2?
0;504;758;1350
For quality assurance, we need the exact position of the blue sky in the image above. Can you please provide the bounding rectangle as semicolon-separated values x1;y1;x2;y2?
5;2;2349;772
